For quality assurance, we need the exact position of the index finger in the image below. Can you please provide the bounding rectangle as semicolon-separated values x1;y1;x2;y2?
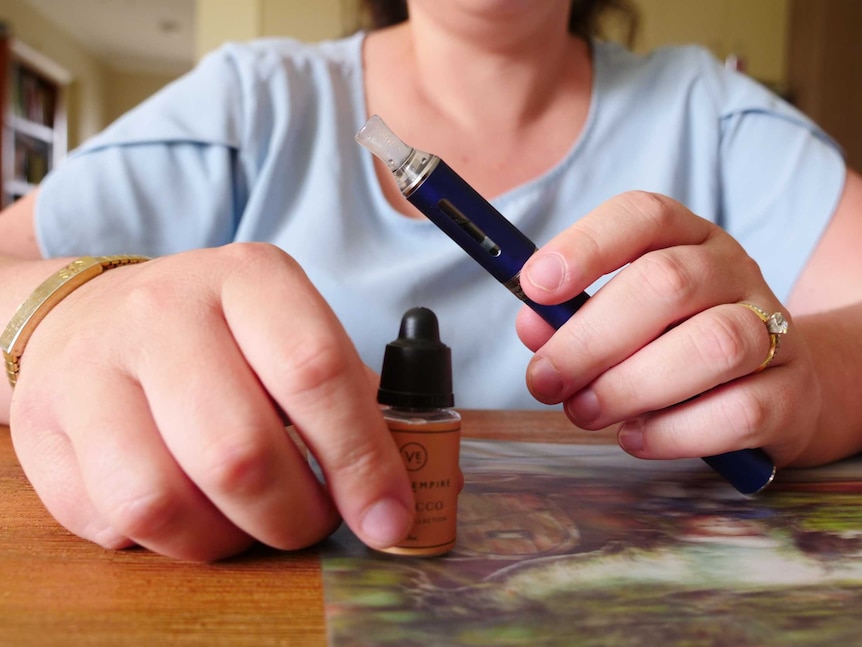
221;245;414;550
521;191;718;306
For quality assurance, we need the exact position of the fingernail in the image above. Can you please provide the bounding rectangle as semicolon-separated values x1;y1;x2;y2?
619;419;645;452
360;497;412;547
527;356;565;401
567;388;600;423
525;253;566;292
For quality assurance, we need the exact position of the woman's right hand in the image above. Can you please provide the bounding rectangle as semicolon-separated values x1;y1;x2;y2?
7;243;414;561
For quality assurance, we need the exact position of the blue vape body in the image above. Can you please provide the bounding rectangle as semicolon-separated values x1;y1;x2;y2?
406;159;589;329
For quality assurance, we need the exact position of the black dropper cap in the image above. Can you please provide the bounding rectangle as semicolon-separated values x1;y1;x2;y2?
378;307;454;410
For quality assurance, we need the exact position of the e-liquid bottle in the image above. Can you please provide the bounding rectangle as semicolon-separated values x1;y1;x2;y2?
377;307;461;557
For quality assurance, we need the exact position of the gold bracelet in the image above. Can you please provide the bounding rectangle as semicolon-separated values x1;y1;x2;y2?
1;255;150;388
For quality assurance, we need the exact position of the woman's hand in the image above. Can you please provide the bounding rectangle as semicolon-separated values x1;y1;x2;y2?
9;243;413;561
516;191;820;468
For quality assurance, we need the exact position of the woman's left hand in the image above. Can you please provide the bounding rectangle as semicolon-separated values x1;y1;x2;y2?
516;191;819;468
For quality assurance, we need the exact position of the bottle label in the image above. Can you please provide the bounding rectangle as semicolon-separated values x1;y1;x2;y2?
387;419;461;555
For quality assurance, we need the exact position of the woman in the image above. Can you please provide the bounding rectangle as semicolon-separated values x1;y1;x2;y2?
1;0;860;561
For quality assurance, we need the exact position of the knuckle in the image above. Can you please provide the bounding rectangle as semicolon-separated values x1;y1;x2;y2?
658;425;692;457
8;390;49;430
323;434;394;484
109;488;181;540
621;190;677;230
281;336;354;403
123;274;184;314
635;250;695;304
89;524;135;550
568;219;604;262
696;312;749;373
722;389;768;445
714;234;763;279
736;252;763;280
221;241;299;275
203;433;276;496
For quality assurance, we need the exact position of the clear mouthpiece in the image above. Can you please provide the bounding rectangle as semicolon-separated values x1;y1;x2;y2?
355;115;413;171
356;115;439;195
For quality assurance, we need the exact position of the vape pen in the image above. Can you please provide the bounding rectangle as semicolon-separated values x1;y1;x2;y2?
356;115;587;329
355;115;776;495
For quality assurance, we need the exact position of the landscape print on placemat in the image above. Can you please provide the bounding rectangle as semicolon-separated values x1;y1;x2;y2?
322;441;862;646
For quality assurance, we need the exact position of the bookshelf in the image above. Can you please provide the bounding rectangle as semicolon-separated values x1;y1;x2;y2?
1;26;71;208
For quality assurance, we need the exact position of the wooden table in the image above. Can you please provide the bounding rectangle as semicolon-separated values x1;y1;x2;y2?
0;410;606;646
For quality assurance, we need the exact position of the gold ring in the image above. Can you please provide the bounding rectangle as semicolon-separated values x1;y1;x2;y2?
739;303;789;372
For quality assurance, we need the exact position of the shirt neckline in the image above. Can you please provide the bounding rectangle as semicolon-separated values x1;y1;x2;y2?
349;31;605;226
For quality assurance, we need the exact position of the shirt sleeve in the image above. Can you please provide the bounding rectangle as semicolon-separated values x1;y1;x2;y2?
719;107;845;301
703;53;847;301
35;44;251;258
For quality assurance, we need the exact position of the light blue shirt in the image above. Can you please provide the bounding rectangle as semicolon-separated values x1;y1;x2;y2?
36;32;845;409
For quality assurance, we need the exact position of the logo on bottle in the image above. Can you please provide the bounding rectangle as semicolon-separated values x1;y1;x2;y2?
399;442;428;471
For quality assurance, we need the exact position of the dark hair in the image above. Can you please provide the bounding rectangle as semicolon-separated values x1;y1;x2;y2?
354;0;638;44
